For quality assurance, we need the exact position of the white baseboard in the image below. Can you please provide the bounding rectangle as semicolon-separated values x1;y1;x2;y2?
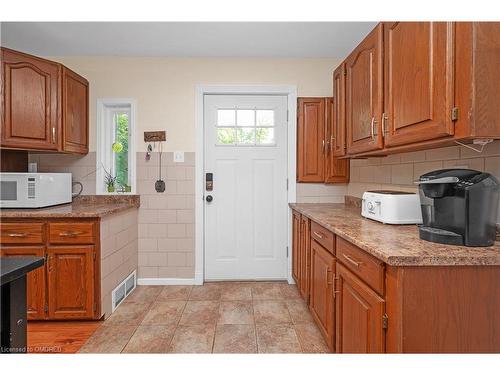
138;278;196;286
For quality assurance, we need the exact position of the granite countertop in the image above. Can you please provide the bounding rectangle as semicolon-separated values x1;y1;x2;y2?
0;195;140;219
1;256;45;285
290;203;500;266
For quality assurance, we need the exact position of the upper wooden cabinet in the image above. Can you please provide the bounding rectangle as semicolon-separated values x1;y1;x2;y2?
332;64;346;157
337;22;500;157
1;48;60;151
383;22;455;147
345;24;384;155
62;67;89;154
325;97;350;183
297;98;325;182
297;97;349;184
1;47;89;154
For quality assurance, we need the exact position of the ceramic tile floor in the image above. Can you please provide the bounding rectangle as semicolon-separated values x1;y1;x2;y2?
79;282;330;354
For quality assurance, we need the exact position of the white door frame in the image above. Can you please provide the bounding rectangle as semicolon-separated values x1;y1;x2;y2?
195;85;297;285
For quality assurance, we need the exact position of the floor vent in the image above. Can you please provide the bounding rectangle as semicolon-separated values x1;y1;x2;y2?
111;270;137;312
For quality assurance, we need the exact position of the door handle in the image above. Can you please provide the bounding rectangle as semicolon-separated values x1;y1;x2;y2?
206;195;213;202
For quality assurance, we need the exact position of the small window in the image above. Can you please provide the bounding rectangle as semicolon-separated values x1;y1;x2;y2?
216;108;276;146
97;99;136;194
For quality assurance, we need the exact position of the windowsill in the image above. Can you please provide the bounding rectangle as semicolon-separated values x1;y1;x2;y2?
98;192;137;196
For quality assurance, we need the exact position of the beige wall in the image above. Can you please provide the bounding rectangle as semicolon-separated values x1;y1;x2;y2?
347;140;500;223
50;56;341;152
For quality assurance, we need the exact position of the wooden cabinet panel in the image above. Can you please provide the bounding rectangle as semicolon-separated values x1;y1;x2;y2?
309;239;335;351
47;246;95;319
292;210;300;283
62;67;89;154
298;215;310;301
0;222;44;245
48;222;96;245
1;48;60;151
332;65;347;157
325;97;350;183
383;22;455;147
0;246;46;320
297;98;325;182
335;263;385;353
346;24;384;155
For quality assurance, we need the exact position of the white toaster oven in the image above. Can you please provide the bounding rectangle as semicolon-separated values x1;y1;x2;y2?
0;173;72;208
361;190;423;225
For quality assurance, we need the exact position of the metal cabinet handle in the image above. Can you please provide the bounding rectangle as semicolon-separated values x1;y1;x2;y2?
326;269;334;285
382;113;388;136
52;127;56;143
7;232;28;238
313;231;324;239
322;139;325;154
59;231;83;237
370;117;378;139
342;253;362;267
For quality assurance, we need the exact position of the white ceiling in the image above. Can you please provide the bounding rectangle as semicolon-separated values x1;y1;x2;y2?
0;22;377;58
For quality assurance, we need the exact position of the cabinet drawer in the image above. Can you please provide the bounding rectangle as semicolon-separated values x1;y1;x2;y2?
336;237;384;295
48;222;96;244
310;221;335;254
0;222;44;244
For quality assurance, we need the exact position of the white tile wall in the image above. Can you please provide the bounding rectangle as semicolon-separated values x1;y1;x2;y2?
347;140;500;223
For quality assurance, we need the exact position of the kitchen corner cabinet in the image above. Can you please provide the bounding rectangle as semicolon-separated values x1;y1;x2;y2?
297;97;349;184
337;22;500;157
345;24;384;155
1;47;89;154
0;219;100;320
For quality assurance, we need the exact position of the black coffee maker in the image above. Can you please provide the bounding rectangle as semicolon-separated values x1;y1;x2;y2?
417;169;500;247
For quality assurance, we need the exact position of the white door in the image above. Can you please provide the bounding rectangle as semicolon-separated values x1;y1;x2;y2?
204;94;288;280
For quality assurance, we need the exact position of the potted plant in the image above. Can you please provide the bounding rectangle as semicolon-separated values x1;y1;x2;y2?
103;168;116;193
122;184;132;193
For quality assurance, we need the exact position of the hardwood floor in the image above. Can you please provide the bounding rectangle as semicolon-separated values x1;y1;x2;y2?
27;321;102;354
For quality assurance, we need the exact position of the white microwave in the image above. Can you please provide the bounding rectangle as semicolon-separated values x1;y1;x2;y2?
0;173;72;208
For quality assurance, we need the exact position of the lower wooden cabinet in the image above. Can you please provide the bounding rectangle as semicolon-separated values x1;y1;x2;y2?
0;246;46;319
298;215;310;300
47;246;95;319
309;239;335;351
291;210;311;302
335;263;385;353
0;219;100;320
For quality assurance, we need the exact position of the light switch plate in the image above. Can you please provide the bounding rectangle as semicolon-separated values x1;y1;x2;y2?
174;151;185;163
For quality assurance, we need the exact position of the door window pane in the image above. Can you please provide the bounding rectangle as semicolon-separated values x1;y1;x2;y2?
256;110;274;126
256;128;275;145
237;127;255;144
217;128;236;144
217;110;235;126
236;110;255;126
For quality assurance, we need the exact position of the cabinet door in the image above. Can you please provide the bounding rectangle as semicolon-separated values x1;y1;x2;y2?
299;215;310;301
332;64;347;157
1;48;60;151
47;246;94;319
297;98;325;182
62;67;89;154
345;24;384;155
335;263;385;353
309;239;335;351
0;246;46;320
325;97;350;184
292;210;301;283
383;22;455;147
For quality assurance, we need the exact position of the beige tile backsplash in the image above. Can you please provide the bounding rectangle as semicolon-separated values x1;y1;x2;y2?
347;140;500;223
